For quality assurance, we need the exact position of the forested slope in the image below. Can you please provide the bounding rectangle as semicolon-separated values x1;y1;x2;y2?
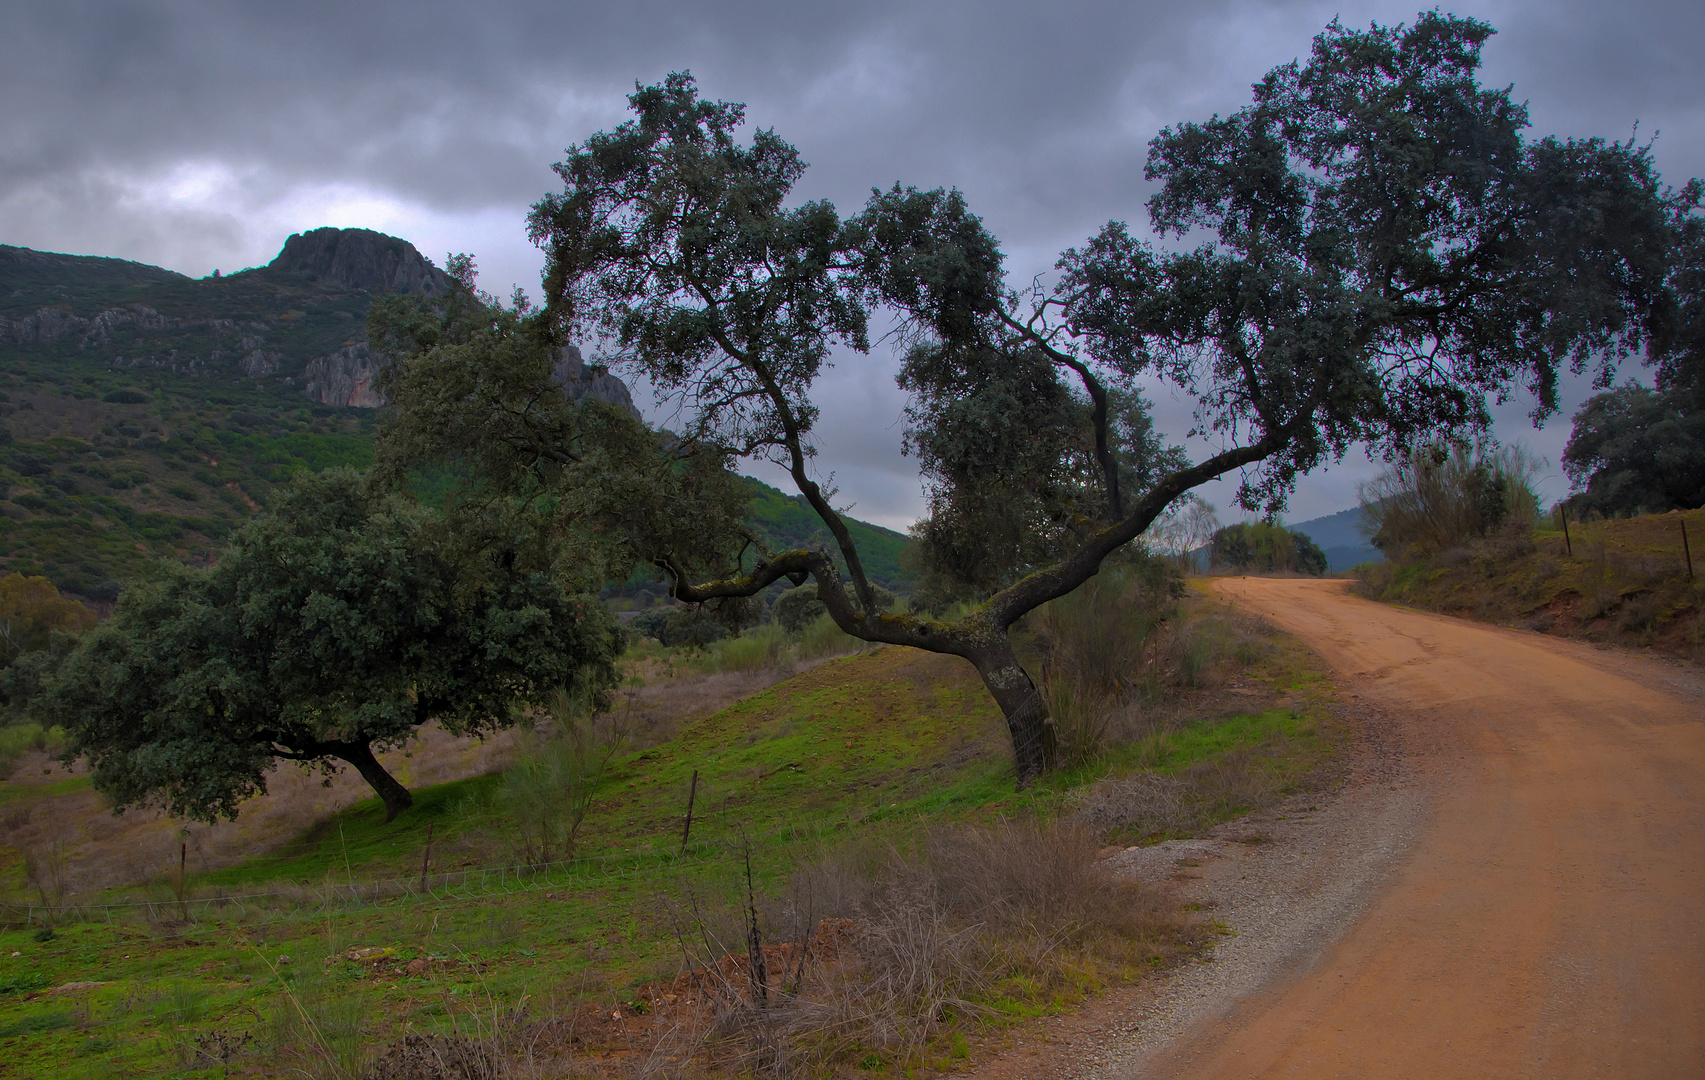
0;236;908;600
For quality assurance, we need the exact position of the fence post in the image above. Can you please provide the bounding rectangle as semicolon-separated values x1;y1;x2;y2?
1558;505;1573;556
681;769;699;855
1684;518;1695;581
419;821;435;896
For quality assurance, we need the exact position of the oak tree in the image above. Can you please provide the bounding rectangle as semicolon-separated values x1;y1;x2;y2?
51;468;621;822
383;15;1694;783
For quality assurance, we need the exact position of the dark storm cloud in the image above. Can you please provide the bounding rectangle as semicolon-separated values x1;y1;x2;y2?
4;0;1700;525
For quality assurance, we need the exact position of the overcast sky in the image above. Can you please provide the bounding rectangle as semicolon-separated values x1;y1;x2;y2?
5;1;1701;530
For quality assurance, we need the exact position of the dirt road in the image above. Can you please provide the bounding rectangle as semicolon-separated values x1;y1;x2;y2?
1135;578;1705;1078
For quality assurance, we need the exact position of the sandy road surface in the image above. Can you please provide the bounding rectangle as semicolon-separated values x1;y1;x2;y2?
1131;578;1705;1079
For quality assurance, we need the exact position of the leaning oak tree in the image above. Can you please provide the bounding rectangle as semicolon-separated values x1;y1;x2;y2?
383;14;1693;784
51;469;622;822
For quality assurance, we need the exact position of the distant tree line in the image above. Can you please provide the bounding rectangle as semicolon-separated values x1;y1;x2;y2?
1210;523;1328;577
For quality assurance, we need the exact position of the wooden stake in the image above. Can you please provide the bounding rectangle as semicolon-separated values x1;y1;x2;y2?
1559;505;1573;556
680;769;699;855
419;820;434;894
1684;518;1695;581
178;841;186;903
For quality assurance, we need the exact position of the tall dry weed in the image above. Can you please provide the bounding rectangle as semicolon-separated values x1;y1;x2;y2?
660;820;1191;1076
1029;560;1180;764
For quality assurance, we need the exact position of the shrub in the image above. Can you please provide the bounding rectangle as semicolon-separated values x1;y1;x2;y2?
491;690;626;867
658;606;728;648
1028;557;1180;763
1358;443;1540;558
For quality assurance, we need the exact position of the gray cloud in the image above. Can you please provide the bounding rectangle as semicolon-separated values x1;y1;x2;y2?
3;0;1700;528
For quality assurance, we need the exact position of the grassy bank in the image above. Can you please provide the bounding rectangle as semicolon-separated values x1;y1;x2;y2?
0;591;1345;1078
1357;507;1705;661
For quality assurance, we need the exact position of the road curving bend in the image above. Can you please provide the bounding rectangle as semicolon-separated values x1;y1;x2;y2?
1138;577;1705;1079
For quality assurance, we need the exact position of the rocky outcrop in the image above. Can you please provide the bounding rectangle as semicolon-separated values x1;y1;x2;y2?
303;345;386;408
0;304;180;348
299;343;645;416
268;228;451;295
238;349;280;378
552;346;643;421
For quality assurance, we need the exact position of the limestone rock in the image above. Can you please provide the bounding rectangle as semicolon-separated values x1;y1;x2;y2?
238;349;279;379
551;346;643;421
0;304;179;348
268;228;451;295
303;344;386;407
302;342;645;416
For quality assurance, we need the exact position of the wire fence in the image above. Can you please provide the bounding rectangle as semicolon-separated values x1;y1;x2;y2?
1;804;885;936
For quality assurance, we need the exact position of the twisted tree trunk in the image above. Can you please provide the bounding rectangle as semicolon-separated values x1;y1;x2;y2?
326;739;414;822
965;639;1057;784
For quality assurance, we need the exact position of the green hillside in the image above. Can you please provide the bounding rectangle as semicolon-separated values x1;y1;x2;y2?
0;240;909;601
743;475;911;588
0;243;385;597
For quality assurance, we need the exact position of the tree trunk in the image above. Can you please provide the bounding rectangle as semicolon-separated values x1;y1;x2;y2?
967;640;1056;786
329;739;414;822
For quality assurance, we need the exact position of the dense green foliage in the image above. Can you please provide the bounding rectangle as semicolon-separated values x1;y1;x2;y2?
1563;383;1705;515
1210;522;1328;576
1561;202;1705;516
0;572;95;719
48;469;623;822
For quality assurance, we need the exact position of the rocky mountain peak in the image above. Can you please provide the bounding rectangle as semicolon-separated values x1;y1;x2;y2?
551;346;642;421
268;228;451;295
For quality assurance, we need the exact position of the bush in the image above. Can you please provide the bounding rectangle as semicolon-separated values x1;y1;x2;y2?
1358;443;1540;558
657;606;728;648
1029;558;1181;763
490;690;625;867
1209;521;1328;575
631;607;671;641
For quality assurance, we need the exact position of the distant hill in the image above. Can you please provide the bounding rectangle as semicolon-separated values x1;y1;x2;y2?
744;477;910;589
0;231;412;597
1288;506;1381;572
0;234;907;600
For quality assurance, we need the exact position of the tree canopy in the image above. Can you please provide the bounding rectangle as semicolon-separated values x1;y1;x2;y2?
1563;214;1705;515
378;14;1696;784
51;468;622;822
0;573;96;716
1563;384;1705;515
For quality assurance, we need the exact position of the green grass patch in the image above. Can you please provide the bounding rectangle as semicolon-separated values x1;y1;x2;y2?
0;620;1345;1077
